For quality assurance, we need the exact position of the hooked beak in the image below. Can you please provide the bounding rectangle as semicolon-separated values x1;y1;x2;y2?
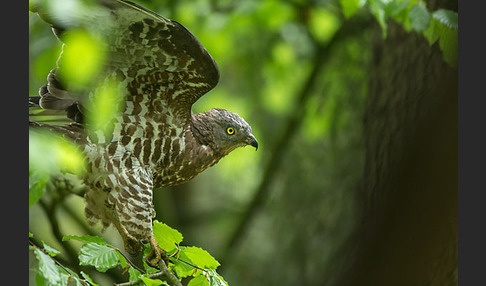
248;134;258;151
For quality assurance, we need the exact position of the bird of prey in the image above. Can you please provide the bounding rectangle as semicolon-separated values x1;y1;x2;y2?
29;0;258;266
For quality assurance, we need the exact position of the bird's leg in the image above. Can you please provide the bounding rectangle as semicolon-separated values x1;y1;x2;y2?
112;219;143;255
145;235;169;267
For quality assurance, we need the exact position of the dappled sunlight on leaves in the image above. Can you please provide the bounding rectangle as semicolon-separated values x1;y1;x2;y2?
29;130;86;176
57;29;106;88
308;7;341;43
85;79;124;134
29;0;457;285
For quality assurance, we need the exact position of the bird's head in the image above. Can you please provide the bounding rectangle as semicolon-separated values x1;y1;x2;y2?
192;108;258;155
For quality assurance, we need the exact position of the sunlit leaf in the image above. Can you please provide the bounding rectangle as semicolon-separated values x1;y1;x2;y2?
308;8;341;43
187;275;209;286
180;247;220;270
257;0;294;30
117;252;128;269
170;257;196;278
57;29;106;88
84;79;124;140
153;220;183;253
128;266;143;282
207;270;228;286
35;272;47;286
42;241;61;257
34;248;62;285
81;271;99;286
423;9;458;66
78;242;120;272
140;277;164;286
340;0;365;19
432;9;458;29
29;130;86;175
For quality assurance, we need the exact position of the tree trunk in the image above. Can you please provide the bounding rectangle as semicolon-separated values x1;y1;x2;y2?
337;1;458;285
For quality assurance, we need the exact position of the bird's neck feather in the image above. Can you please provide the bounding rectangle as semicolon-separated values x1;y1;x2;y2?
191;112;220;153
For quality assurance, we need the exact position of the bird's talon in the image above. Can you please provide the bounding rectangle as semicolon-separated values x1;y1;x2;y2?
144;236;169;267
144;250;161;267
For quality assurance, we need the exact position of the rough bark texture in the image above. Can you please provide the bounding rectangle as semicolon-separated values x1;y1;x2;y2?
337;1;458;285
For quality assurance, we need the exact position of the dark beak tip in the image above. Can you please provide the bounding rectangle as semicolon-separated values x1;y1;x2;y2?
249;138;258;151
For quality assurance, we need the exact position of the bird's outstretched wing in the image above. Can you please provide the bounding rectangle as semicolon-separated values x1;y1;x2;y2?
31;0;220;128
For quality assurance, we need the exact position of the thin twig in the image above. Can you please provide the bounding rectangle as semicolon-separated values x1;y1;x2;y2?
112;246;146;274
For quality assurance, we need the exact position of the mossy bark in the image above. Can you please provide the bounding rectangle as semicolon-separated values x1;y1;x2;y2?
338;1;458;284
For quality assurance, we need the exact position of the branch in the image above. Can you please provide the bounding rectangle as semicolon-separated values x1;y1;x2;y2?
114;258;183;286
221;15;373;263
113;254;212;286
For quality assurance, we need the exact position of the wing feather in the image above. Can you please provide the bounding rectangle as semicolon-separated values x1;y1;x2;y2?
31;0;219;127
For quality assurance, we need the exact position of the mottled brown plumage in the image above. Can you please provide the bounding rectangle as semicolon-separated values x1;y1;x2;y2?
29;0;258;266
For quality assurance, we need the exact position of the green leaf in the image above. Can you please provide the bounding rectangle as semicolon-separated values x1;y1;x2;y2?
369;0;388;37
128;266;143;282
29;169;49;208
432;9;458;29
180;247;220;270
81;271;99;286
34;248;62;285
63;235;111;245
140;277;164;286
340;0;364;19
309;8;341;43
423;16;440;44
117;252;128;269
170;257;196;278
78;242;120;272
35;272;47;286
207;270;228;286
423;9;458;66
438;25;458;67
153;220;183;253
386;0;409;18
57;266;84;286
57;29;106;88
85;79;124;136
409;2;430;31
42;241;60;257
29;130;86;175
187;275;209;286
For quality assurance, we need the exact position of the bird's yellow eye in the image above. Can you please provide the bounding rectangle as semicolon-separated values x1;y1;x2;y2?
226;127;235;135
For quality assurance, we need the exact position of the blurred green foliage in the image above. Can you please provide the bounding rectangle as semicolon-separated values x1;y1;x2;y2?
29;130;86;176
29;0;457;285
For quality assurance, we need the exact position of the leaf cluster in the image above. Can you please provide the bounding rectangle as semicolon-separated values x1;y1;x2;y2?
30;221;227;286
340;0;458;66
29;237;95;286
